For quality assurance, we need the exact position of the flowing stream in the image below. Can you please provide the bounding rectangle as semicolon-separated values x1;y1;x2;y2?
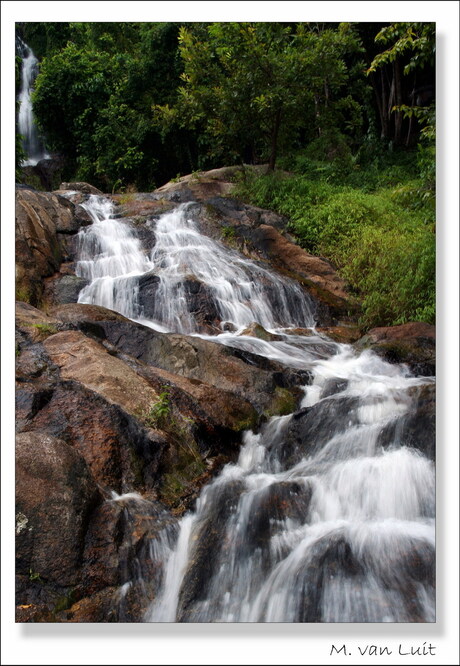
76;195;435;622
16;37;49;166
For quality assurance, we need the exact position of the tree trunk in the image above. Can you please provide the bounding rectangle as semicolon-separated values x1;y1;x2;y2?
268;108;282;172
393;60;403;146
380;69;389;139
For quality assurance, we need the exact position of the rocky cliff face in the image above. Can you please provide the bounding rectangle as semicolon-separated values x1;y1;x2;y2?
14;170;435;622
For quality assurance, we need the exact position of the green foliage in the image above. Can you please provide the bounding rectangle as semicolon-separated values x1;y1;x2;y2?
136;386;207;508
367;23;435;76
235;165;435;329
31;323;59;338
221;226;236;240
29;568;43;583
154;22;364;170
141;389;171;429
367;23;436;145
28;22;188;189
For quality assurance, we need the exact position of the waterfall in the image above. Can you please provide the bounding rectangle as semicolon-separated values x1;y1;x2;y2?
75;195;435;622
16;36;49;166
77;197;316;336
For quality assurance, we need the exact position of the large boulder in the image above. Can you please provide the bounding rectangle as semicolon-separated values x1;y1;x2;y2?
60;182;104;195
274;396;361;467
15;188;91;306
378;382;436;460
15;432;100;608
152;166;241;203
49;303;310;416
355;322;435;376
15;303;261;508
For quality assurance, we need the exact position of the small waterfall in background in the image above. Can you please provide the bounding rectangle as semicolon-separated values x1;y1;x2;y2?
75;194;435;622
16;36;49;166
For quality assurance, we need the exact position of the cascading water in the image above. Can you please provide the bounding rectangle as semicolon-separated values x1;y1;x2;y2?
75;194;435;622
16;36;49;166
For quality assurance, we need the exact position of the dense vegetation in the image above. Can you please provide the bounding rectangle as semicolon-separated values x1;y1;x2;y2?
15;21;435;329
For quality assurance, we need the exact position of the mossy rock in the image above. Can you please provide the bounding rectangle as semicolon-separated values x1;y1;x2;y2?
264;386;299;419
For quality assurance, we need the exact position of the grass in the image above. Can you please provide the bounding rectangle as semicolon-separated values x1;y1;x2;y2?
137;387;207;507
234;152;435;330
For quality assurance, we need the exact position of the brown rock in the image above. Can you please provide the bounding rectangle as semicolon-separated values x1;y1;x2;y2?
355;322;435;376
316;325;362;344
154;169;237;202
15;432;100;590
15;189;90;306
43;330;160;416
60;182;104;195
49;303;309;416
55;587;119;622
249;224;349;300
28;379;167;494
240;322;283;341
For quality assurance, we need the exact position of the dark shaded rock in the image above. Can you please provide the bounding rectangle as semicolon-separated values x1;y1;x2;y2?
278;396;361;467
320;378;349;399
73;203;93;228
15;382;55;431
15;432;101;592
28;379;167;495
296;532;364;622
43;274;89;306
20;155;66;192
49;304;308;416
177;480;245;621
60;182;104;195
244;481;312;556
378;383;435;460
355;322;435;376
182;276;221;334
137;271;160;319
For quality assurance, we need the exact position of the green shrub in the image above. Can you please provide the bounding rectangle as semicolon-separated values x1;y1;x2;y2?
141;389;171;429
235;169;435;329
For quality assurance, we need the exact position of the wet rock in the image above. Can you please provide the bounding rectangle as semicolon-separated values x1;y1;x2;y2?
15;432;101;592
240;322;283;341
279;396;361;467
15;381;55;432
194;195;358;326
378;383;435;460
320;378;349;399
133;271;160;320
43;274;89;306
355;322;435;376
296;532;364;622
15;188;91;305
29;379;167;495
244;481;313;555
49;303;307;416
177;480;245;621
182;276;222;334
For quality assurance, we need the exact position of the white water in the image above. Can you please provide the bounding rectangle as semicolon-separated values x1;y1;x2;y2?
16;37;49;166
75;195;435;622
